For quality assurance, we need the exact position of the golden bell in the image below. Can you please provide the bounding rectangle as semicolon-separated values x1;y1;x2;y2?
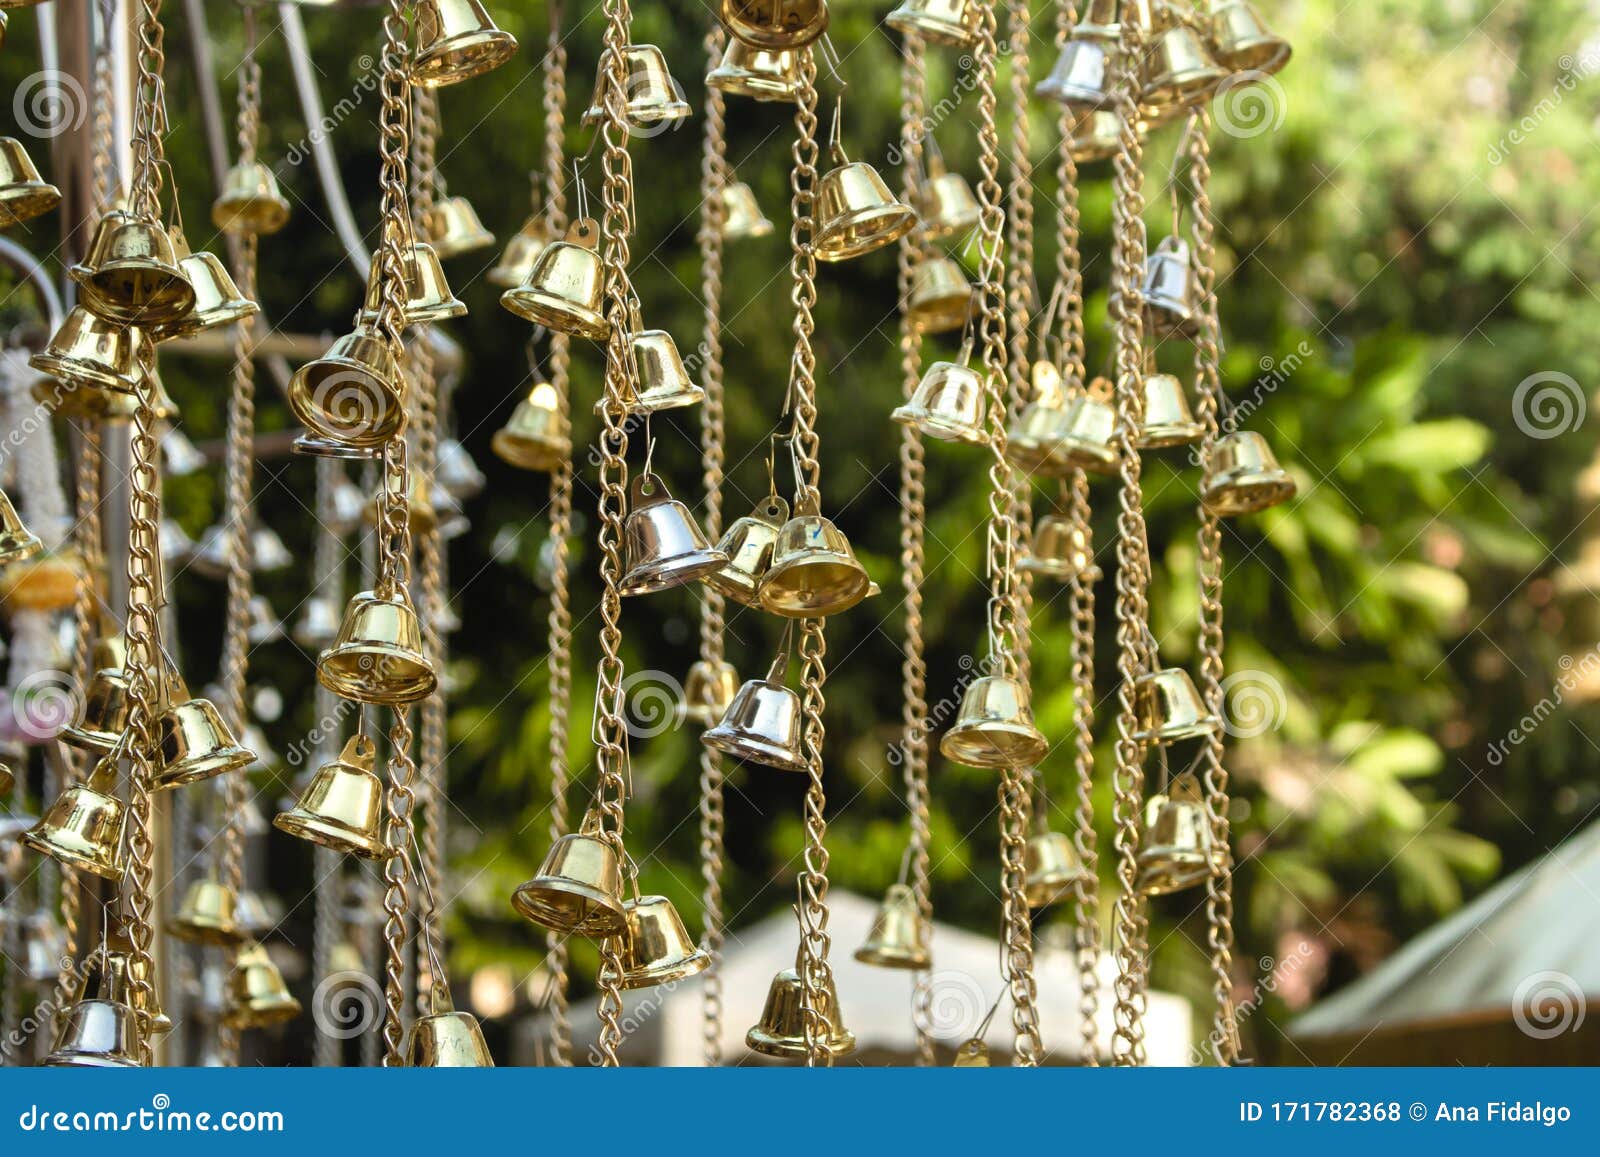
1210;1;1291;76
152;248;260;340
410;0;519;88
1019;512;1101;583
1036;27;1116;108
939;675;1049;769
581;44;691;127
854;882;930;970
76;215;196;327
511;809;628;937
42;960;141;1068
167;878;245;946
61;667;133;753
1008;393;1119;477
501;218;609;340
212;159;291;235
1137;372;1203;449
317;586;439;706
293;596;343;649
20;757;125;880
102;941;173;1038
746;960;856;1059
406;999;495;1066
702;657;807;772
1068;109;1122;163
1141;23;1226;112
487;215;555;288
1143;235;1199;339
492;380;569;471
893;352;988;444
1136;776;1216;896
1200;431;1297;516
706;495;788;606
422;194;496;259
814;157;919;263
0;549;85;614
678;659;741;728
620;894;711;989
722;181;775;240
223;942;303;1028
904;256;974;335
358;240;466;326
885;0;980;48
707;40;802;103
1023;830;1088;908
0;136;61;226
953;1038;991;1066
30;306;145;394
608;329;706;414
916;167;981;240
757;506;872;618
0;487;41;566
1133;667;1220;745
721;0;829;51
155;689;255;789
288;326;405;448
275;734;392;859
619;473;728;596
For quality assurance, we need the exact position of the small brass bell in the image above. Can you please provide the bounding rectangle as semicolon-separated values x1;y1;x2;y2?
1209;1;1291;76
492;380;570;471
581;44;691;127
287;326;405;448
222;942;302;1028
317;585;439;706
1141;21;1226;112
29;306;145;394
1019;512;1100;583
43;956;141;1068
62;666;133;753
168;878;245;946
0;136;61;227
293;596;343;649
759;503;872;618
1023;830;1088;908
1068;109;1122;163
410;0;519;88
511;809;628;937
422;194;496;258
814;151;919;263
245;594;285;646
893;348;989;444
1008;392;1119;477
1133;667;1220;744
358;240;466;326
702;654;807;773
75;214;196;328
211;159;291;235
501;218;609;340
722;181;775;240
746;956;856;1059
1036;23;1117;108
940;675;1049;769
487;215;555;288
953;1038;991;1066
885;0;980;48
20;756;125;880
0;487;41;566
721;0;829;51
275;735;392;859
706;495;788;606
153;247;260;340
620;894;711;988
1200;431;1297;516
406;988;495;1066
608;329;706;414
707;40;802;103
437;437;487;499
903;255;974;335
1143;235;1198;339
1136;775;1216;896
677;659;741;728
155;685;255;789
619;473;728;596
854;882;930;970
1137;373;1203;449
916;163;981;241
111;938;175;1037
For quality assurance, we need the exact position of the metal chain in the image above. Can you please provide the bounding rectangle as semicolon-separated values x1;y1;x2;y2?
370;0;416;352
129;0;168;218
91;0;117;211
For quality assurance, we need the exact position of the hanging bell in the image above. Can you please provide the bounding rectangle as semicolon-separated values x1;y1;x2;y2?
885;0;980;48
722;181;775;240
706;495;788;606
1143;235;1199;339
167;878;245;946
746;959;856;1059
1008;391;1120;477
487;215;555;288
1209;1;1291;76
0;488;41;567
916;164;981;241
437;438;487;499
358;240;466;326
109;939;174;1037
222;942;303;1028
1136;775;1217;895
706;39;803;103
155;686;256;789
61;667;133;754
0;136;61;227
29;306;145;394
1023;830;1089;908
939;675;1049;769
702;656;807;773
854;882;930;970
317;586;438;706
293;596;343;649
607;329;706;414
211;159;291;235
1068;109;1122;163
155;248;260;340
1141;21;1226;112
422;194;496;259
42;958;141;1068
893;351;988;444
274;734;392;859
1035;26;1116;108
952;1038;991;1066
619;473;728;596
677;659;741;729
581;44;691;127
1133;667;1220;744
758;504;872;618
620;894;711;988
501;218;609;340
406;992;495;1066
245;594;285;646
20;757;125;880
721;0;829;51
75;214;196;328
1200;431;1296;516
233;890;275;939
903;255;974;335
1137;373;1203;449
287;326;405;448
0;549;86;614
163;426;209;476
1019;512;1100;583
492;380;570;471
511;809;628;937
410;0;519;88
814;153;919;263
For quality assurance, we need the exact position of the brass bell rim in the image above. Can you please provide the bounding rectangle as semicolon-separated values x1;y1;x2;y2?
1136;418;1206;450
221;993;303;1030
592;385;705;417
79;265;197;329
581;97;692;127
853;942;931;970
706;65;801;102
291;433;383;461
490;428;569;472
19;826;123;881
211;193;291;237
745;1025;857;1059
165;916;246;948
905;300;973;335
152;744;255;791
721;0;829;51
700;726;809;774
0;181;62;224
0;531;43;568
620;946;711;990
890;403;989;446
499;285;611;340
28;349;135;396
430;229;497;261
1201;471;1296;516
1024;877;1085;908
154;296;259;342
59;721;122;753
618;549;728;598
703;566;763;606
1215;37;1291;75
411;28;520;89
939;723;1050;769
884;9;978;48
813;202;919;263
1132;716;1221;745
316;645;440;707
1135;852;1214;896
1018;553;1102;583
510;878;628;938
272;809;394;860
